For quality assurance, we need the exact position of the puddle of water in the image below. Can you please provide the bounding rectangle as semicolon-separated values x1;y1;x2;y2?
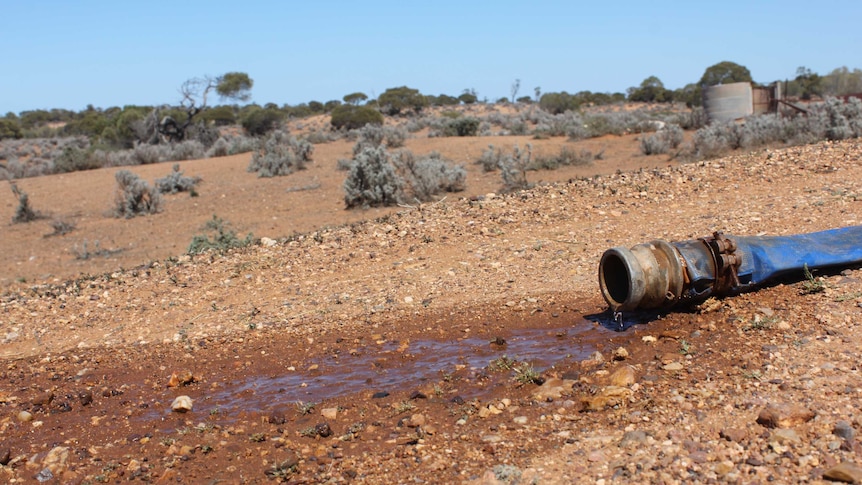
195;318;603;415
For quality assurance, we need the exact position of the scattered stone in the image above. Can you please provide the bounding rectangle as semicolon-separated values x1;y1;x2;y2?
41;446;69;475
663;362;684;371
170;395;194;413
823;462;862;483
0;448;10;466
78;390;93;406
513;416;528;425
770;428;801;444
409;390;427;400
315;423;332;438
720;428;748;443
372;391;389;399
834;420;856;440
408;414;426;428
756;403;815;428
619;430;648;448
260;237;277;247
320;407;338;420
613;347;629;361
531;377;574;400
167;370;196;387
32;391;54;406
581;386;632;411
17;411;32;422
609;365;636;387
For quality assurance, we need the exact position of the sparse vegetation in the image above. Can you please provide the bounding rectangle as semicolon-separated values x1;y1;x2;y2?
800;263;827;294
343;145;404;208
640;124;684;155
187;215;253;254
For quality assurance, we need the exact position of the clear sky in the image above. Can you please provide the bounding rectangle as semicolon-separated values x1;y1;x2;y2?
3;0;860;114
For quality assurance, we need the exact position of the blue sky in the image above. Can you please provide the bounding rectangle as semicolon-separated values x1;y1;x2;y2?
3;0;860;113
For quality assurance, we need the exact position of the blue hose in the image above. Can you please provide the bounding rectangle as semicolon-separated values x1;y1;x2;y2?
599;226;862;311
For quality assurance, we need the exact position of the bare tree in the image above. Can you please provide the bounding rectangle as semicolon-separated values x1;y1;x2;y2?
150;72;253;144
510;78;521;103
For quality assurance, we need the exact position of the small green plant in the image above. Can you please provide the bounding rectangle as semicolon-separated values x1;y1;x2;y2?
247;131;313;177
498;144;532;193
490;355;516;371
800;263;827;294
835;291;862;302
299;426;318;437
249;433;266;442
743;315;779;332
266;459;298;479
513;362;541;385
295;401;316;415
46;217;75;237
187;215;253;254
742;370;762;380
679;339;694;355
394;401;415;415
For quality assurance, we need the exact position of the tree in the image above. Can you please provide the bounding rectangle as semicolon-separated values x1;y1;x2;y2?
458;91;478;105
154;72;253;143
821;66;862;96
627;76;672;103
0;118;22;140
330;105;384;130
794;66;823;100
539;92;581;114
377;86;428;115
343;92;368;105
510;78;521;103
699;61;752;87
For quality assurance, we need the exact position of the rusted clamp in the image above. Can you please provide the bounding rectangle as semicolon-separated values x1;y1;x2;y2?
702;232;742;293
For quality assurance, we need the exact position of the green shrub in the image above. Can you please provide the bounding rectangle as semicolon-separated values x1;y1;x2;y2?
113;170;162;218
476;144;503;172
343;145;404;208
377;86;429;115
531;146;593;169
247;131;313;177
330;105;384;130
240;107;284;136
0;119;22;140
443;117;480;137
54;145;103;173
188;215;253;254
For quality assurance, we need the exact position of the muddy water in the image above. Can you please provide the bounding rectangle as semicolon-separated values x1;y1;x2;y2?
195;317;611;416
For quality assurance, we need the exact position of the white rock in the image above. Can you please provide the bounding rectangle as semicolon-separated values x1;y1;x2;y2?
171;395;194;413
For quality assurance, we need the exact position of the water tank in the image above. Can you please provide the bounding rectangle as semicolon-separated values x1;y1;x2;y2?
703;82;753;123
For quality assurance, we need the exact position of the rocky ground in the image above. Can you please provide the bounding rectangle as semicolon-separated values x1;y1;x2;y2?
1;138;862;484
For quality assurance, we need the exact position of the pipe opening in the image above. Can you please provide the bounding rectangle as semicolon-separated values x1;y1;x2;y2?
600;251;631;308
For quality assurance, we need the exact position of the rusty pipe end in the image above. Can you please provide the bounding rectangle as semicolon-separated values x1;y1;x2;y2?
599;240;684;312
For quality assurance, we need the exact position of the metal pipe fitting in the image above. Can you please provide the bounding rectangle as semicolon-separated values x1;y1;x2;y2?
598;226;862;312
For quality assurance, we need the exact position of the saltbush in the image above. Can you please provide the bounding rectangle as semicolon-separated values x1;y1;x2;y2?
188;215;253;254
155;164;201;194
113;170;163;218
443;117;480;137
343;145;404;208
640;124;684;155
247;131;313;177
396;151;466;202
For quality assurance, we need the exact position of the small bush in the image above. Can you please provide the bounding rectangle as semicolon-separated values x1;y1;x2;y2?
155;164;201;194
240;107;284;136
247;131;314;177
206;137;230;158
640;124;684;155
10;182;43;223
343;145;404;208
188;215;254;254
499;144;532;193
46;217;76;237
476;144;503;172
396;151;466;202
113;170;163;218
